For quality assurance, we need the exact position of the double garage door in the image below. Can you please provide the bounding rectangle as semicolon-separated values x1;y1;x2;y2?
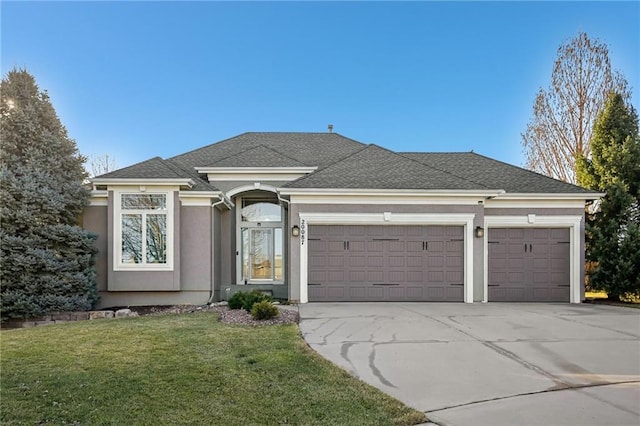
308;225;464;302
307;225;571;303
488;228;570;302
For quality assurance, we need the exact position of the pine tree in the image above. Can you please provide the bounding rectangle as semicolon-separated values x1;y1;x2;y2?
1;69;98;320
576;92;640;301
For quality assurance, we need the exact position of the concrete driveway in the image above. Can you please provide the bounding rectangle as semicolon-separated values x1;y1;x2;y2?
299;303;640;426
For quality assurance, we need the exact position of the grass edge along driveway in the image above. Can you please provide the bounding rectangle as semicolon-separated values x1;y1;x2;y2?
1;312;426;425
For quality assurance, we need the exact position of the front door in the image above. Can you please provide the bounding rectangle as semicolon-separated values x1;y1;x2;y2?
238;196;284;284
241;227;283;282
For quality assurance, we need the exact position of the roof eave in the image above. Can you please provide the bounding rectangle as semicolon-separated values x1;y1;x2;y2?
495;192;605;201
278;188;505;197
90;178;196;188
196;167;318;174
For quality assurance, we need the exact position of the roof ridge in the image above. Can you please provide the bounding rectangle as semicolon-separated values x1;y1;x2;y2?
167;132;252;162
283;143;373;187
205;144;307;167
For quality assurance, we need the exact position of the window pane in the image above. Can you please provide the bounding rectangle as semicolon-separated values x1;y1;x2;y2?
146;214;167;263
251;229;272;279
275;228;283;280
241;202;281;222
241;228;249;282
122;194;166;210
122;214;142;263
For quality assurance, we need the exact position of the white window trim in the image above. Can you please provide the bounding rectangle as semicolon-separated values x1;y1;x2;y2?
114;189;174;271
297;212;476;304
483;215;583;304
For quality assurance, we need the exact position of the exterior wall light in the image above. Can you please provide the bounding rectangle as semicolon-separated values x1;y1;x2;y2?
475;226;485;238
291;225;300;237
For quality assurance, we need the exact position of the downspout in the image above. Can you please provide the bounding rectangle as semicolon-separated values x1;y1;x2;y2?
207;193;233;304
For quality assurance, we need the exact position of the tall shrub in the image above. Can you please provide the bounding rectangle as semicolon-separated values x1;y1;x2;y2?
0;69;98;320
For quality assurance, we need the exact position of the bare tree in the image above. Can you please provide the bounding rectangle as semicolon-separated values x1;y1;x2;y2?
522;32;630;184
88;154;117;177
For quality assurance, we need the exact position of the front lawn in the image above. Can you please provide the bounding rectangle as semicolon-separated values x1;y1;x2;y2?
1;312;426;425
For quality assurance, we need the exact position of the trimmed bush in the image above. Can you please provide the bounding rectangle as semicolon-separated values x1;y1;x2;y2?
242;290;273;312
251;300;279;320
227;292;246;310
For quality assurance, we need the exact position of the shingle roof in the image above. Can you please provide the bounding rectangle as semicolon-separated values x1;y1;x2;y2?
95;132;598;196
95;156;217;191
170;132;366;169
210;145;307;168
402;152;594;194
97;157;183;179
284;145;488;190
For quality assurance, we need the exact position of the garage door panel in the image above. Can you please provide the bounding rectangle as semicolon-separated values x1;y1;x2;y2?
488;227;570;302
389;271;405;282
407;271;423;282
327;287;345;299
349;255;366;267
349;241;366;252
389;256;405;267
428;256;444;267
407;256;422;267
327;271;345;282
368;241;384;252
447;256;462;267
349;271;366;281
308;224;465;302
328;255;345;267
309;270;326;283
367;256;384;267
389;241;405;252
428;241;444;252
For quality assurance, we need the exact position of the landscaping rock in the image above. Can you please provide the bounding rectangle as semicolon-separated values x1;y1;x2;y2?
89;311;114;320
115;309;139;318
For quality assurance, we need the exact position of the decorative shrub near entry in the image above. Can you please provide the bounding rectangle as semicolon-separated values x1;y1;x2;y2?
251;300;279;320
242;290;273;312
227;292;246;310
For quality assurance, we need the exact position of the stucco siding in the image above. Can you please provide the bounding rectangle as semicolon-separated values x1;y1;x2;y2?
83;205;108;292
180;206;212;292
98;290;209;308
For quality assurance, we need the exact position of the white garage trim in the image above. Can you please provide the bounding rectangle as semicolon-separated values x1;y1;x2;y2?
483;215;583;304
298;212;476;303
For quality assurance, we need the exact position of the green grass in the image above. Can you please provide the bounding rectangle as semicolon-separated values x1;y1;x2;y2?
1;312;426;425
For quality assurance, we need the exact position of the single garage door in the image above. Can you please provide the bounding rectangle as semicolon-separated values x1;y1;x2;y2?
308;225;464;302
488;228;570;302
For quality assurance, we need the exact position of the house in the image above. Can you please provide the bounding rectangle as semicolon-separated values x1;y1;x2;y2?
84;131;601;308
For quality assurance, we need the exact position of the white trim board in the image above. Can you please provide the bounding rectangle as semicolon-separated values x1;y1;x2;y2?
297;212;476;304
483;215;583;304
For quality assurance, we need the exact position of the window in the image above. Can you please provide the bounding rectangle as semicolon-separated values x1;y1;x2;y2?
115;192;173;270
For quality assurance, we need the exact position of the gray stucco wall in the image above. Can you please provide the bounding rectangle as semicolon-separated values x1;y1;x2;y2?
83;205;108;292
180;206;212;293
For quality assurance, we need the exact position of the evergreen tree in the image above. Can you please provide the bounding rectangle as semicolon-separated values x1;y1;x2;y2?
576;92;640;300
0;69;98;320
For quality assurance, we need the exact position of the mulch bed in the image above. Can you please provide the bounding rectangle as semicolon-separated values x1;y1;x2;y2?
128;304;300;325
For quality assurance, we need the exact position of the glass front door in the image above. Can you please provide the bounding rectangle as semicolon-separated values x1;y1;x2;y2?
241;227;283;282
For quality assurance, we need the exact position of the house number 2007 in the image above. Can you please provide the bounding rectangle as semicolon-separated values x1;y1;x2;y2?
300;219;306;246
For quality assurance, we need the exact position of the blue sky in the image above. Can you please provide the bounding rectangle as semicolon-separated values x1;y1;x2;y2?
2;1;638;170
